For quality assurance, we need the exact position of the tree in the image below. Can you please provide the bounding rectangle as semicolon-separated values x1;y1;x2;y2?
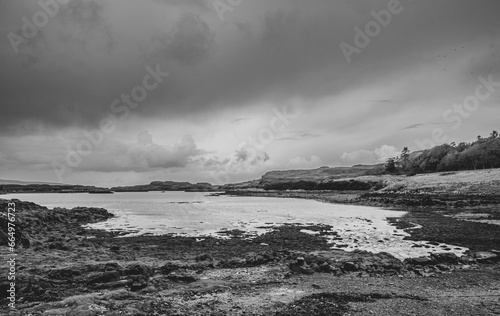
385;158;397;173
398;147;411;171
490;130;499;139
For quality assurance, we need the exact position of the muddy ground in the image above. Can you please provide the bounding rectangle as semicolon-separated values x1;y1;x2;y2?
1;192;500;316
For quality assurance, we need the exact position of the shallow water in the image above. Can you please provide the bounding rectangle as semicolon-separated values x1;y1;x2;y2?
4;191;468;259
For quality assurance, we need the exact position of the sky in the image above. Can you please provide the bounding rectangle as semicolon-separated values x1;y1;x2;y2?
0;0;499;187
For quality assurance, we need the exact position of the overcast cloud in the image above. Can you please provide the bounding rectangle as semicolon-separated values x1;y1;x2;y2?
0;0;499;185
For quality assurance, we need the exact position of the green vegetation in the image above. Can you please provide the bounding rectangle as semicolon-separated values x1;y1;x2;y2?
386;130;500;174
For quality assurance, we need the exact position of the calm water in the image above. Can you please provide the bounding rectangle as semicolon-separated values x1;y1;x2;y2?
4;191;468;259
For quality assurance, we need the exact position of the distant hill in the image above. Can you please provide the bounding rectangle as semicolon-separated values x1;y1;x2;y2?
0;183;111;194
111;181;219;192
259;164;385;186
0;179;64;185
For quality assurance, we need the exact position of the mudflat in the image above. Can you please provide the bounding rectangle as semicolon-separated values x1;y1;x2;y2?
1;176;500;315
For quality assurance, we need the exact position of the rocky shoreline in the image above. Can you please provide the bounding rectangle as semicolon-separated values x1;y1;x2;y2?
1;193;500;315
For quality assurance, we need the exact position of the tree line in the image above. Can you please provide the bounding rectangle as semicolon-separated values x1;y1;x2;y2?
386;130;500;174
263;180;381;191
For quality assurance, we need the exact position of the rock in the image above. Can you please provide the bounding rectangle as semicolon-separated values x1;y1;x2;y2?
124;264;152;276
48;241;69;251
43;308;69;315
309;262;320;272
48;267;83;280
160;262;180;274
473;251;498;262
436;264;450;271
384;269;399;276
103;262;122;271
131;278;149;292
93;279;133;290
358;263;368;271
245;252;267;266
225;257;246;267
319;262;336;273
431;252;459;264
195;253;214;262
459;256;476;264
87;271;121;285
343;262;358;272
299;265;315;275
289;257;315;274
405;256;434;266
414;269;433;277
167;270;199;283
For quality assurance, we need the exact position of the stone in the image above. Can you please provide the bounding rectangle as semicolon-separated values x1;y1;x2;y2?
195;253;214;262
43;309;69;315
473;251;498;262
87;271;121;285
309;262;320;272
94;279;133;290
299;265;315;275
131;279;149;292
124;264;152;276
405;256;434;266
226;257;246;267
343;262;358;272
431;253;459;264
160;262;181;274
167;270;199;283
245;252;267;266
436;264;450;271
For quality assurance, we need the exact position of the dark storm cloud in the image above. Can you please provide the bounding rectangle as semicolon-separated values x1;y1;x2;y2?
151;12;215;66
154;0;210;11
1;0;500;185
1;0;499;133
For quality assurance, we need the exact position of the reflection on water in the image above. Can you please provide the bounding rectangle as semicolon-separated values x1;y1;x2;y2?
4;191;468;259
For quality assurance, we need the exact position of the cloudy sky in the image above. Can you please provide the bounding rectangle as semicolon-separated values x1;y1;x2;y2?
0;0;499;186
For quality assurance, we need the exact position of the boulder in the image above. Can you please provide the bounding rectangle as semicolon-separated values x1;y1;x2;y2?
343;262;358;272
431;252;459;264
